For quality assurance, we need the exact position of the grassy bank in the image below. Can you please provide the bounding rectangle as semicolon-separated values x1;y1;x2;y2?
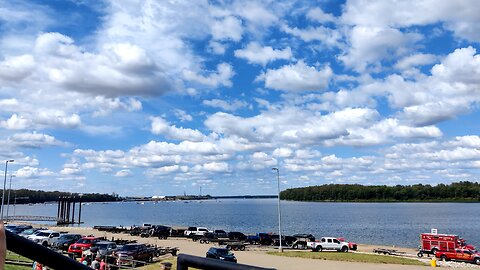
5;251;32;270
267;251;426;266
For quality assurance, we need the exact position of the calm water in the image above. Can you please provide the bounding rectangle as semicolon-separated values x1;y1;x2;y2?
11;199;480;248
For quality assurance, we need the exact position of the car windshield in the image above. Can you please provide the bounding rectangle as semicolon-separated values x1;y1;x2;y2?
120;245;140;251
216;249;232;256
77;239;92;244
60;235;75;240
95;243;110;249
36;232;50;237
21;229;36;235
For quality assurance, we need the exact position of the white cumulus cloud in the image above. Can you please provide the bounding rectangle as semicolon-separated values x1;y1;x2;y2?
258;61;333;92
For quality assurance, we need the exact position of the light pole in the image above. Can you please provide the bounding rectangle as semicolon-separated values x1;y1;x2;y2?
272;167;283;252
6;174;15;220
1;159;14;221
13;192;17;217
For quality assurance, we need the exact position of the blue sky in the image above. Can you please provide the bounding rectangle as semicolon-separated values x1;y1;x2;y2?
1;0;480;196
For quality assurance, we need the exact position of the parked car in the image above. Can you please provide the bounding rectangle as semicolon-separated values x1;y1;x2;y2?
184;226;209;237
142;225;171;239
200;232;230;244
228;232;247;241
27;230;61;247
129;224;152;236
307;237;350;252
5;224;20;232
9;225;33;234
52;234;83;251
202;232;218;240
247;235;260;244
273;236;299;247
68;236;103;256
90;241;118;256
291;234;315;249
170;227;187;237
206;247;237;263
19;228;43;238
115;243;156;266
213;230;228;238
253;233;273;245
436;248;480;264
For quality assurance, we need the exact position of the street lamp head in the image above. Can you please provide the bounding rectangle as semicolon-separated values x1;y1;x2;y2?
7;160;14;163
272;167;278;171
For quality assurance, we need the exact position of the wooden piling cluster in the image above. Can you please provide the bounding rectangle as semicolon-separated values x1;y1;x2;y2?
56;196;82;225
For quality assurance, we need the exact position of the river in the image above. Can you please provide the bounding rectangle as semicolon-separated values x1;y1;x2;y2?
10;199;480;248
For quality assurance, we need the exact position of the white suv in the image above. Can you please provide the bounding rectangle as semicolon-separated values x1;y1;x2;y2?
184;226;209;236
27;230;61;247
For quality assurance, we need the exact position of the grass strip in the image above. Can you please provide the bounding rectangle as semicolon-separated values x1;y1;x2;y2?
267;251;426;266
5;251;33;270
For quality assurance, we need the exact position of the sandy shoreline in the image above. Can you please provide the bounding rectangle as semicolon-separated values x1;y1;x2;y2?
41;226;432;270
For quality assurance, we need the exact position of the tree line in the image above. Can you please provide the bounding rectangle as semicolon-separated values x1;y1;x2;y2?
5;189;121;204
280;181;480;202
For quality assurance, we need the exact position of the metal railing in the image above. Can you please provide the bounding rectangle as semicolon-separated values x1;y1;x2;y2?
177;254;276;270
6;230;91;270
6;230;277;270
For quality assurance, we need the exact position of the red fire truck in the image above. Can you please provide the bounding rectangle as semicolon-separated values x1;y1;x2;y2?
417;229;475;257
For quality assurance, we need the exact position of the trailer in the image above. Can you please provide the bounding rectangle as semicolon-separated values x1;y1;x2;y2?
93;226;128;234
198;237;230;245
373;248;406;256
154;246;179;257
225;242;246;251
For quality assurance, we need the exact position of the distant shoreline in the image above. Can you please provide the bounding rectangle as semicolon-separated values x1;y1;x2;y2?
282;199;480;203
281;181;480;203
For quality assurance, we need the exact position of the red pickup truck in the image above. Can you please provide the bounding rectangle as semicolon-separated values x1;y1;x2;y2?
68;236;103;256
436;248;480;265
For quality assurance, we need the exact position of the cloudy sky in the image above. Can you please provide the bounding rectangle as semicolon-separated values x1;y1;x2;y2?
1;0;480;196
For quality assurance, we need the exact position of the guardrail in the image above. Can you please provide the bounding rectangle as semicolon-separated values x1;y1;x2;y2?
5;215;59;222
177;254;276;270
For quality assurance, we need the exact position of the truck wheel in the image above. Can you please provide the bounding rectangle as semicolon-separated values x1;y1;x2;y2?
240;245;245;251
417;252;423;258
42;241;48;247
315;246;322;252
431;248;438;255
292;244;298;249
341;246;348;252
199;239;205;244
440;255;448;262
205;240;210;244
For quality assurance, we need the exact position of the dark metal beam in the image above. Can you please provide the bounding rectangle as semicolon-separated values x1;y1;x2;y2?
6;230;91;270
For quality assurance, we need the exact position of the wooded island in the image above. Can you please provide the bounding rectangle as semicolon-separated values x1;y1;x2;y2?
280;181;480;202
